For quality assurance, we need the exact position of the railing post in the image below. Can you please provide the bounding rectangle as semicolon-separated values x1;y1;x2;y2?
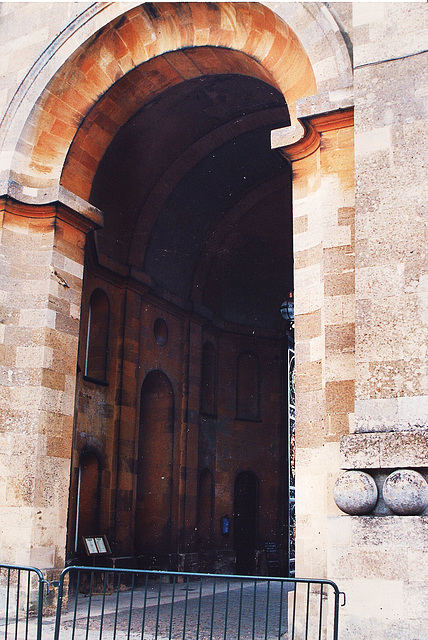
53;568;67;640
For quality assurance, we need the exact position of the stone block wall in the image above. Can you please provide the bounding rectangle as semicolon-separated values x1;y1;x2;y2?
329;515;428;639
0;198;93;567
286;108;355;581
354;2;427;432
329;3;428;638
0;3;91;115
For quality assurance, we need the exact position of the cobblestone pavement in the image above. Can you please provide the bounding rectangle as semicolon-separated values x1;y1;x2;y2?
43;578;293;640
0;577;300;640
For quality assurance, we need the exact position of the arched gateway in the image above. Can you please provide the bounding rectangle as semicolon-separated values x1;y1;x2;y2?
65;29;299;573
8;3;428;639
0;0;354;577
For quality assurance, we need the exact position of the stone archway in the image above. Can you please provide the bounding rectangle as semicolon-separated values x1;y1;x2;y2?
6;2;316;202
0;2;355;585
67;36;295;569
10;4;428;640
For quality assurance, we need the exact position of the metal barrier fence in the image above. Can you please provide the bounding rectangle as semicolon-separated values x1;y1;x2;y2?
53;567;342;640
0;564;46;640
0;564;343;640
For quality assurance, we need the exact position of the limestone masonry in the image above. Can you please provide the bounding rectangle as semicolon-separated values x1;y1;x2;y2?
0;3;427;639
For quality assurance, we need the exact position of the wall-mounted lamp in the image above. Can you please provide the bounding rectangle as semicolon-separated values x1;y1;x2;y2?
280;293;294;324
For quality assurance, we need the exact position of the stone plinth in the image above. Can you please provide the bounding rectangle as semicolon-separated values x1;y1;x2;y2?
328;515;428;640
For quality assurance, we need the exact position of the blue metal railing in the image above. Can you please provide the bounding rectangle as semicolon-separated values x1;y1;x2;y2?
0;563;343;640
53;566;342;640
0;564;46;640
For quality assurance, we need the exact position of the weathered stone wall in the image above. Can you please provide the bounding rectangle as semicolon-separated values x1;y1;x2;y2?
0;198;95;567
354;1;427;433
329;3;428;638
0;2;92;115
286;110;355;581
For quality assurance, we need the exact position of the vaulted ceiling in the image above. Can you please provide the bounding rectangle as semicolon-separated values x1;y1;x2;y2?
90;49;293;330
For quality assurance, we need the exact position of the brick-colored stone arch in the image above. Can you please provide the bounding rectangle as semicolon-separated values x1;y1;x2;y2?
62;46;287;201
11;2;315;198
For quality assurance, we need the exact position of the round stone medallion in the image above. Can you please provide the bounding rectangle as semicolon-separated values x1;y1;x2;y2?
333;470;378;515
383;469;428;515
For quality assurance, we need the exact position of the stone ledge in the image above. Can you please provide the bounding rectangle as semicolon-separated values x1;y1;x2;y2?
297;87;354;119
340;431;428;469
329;514;428;548
1;186;104;230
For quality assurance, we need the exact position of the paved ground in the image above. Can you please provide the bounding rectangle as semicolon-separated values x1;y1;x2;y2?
49;578;292;640
0;574;336;640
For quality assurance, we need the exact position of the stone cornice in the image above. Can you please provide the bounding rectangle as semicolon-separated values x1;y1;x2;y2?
278;120;320;162
310;108;354;133
279;107;354;161
1;193;103;234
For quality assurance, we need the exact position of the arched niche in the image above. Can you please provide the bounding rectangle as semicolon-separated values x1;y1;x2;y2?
197;468;214;550
85;288;109;383
75;450;101;555
135;370;174;556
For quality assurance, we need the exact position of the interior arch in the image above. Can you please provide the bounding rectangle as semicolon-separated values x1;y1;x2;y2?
68;11;295;574
85;48;292;334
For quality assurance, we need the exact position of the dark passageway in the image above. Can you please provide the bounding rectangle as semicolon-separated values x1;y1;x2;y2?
68;46;294;575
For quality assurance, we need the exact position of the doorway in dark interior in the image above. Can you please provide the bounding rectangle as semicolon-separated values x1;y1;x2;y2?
234;471;260;575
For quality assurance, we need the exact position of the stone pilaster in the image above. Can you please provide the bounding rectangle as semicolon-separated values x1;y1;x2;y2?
282;106;355;581
0;196;100;569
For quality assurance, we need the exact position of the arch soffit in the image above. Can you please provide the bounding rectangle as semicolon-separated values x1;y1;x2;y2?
63;47;289;203
1;1;349;165
7;2;318;202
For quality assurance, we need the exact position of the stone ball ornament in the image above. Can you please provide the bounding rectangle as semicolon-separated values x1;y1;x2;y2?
334;470;378;515
383;469;428;515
